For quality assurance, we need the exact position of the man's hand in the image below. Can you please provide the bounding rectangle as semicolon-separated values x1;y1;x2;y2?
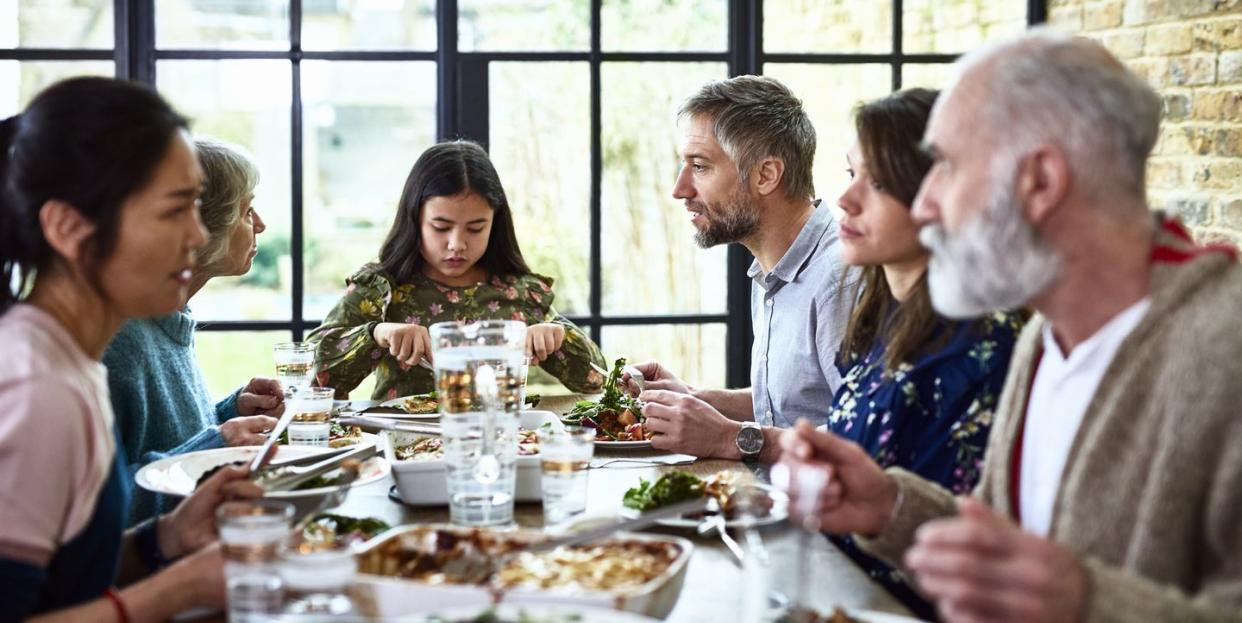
158;461;266;560
776;419;898;536
623;361;691;396
526;323;566;364
235;377;284;417
218;415;278;446
640;389;739;458
905;497;1088;623
373;322;432;367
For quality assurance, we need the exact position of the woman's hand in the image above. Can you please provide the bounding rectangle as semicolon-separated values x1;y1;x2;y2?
157;461;266;560
236;377;284;416
526;323;565;364
373;322;433;367
218;415;278;446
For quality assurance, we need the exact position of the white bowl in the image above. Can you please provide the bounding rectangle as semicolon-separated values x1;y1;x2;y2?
383;410;562;506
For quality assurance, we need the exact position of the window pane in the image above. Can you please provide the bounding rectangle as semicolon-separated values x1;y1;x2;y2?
601;62;728;316
301;61;437;320
194;330;290;400
158;60;293;322
764;0;891;54
902;63;958;90
302;0;436;51
156;0;289;50
1;0;113;48
490;62;590;316
602;0;726;52
0;60;114;117
601;324;726;389
762;64;891;208
904;0;1026;54
459;0;588;52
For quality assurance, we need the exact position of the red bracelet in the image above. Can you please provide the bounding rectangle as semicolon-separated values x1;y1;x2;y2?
104;587;132;623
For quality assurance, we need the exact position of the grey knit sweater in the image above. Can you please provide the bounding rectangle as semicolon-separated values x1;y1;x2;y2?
860;220;1242;622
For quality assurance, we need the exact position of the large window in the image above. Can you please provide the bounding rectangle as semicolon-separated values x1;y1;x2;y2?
2;0;1044;399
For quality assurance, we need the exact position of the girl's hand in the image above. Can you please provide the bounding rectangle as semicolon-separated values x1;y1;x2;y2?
526;323;566;364
373;322;433;367
158;463;266;560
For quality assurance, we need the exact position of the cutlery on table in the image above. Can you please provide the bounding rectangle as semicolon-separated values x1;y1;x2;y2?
589;454;697;469
337;415;441;435
256;443;378;492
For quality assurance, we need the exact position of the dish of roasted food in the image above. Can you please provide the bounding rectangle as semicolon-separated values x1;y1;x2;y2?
329;422;364;447
299;513;391;550
773;607;865;623
401;392;439;414
393;429;540;461
621;470;784;527
359;527;682;592
563;358;650;443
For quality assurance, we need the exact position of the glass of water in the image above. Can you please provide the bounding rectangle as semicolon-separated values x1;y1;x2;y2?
538;426;594;524
286;386;335;447
431;320;526;527
273;342;316;393
217;499;295;623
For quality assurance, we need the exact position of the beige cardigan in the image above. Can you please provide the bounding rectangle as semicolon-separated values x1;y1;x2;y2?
860;222;1242;623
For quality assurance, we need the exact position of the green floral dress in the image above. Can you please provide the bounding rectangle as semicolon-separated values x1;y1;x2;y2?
308;264;606;400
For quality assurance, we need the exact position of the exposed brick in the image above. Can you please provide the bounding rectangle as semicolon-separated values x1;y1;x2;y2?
1122;0;1148;25
1168;54;1217;86
1186;126;1217;155
1146;23;1195;54
1218;198;1242;229
1104;30;1146;58
1163;93;1191;121
1050;5;1085;31
1166;0;1229;19
1192;17;1242;52
1190;88;1242;121
1155;124;1193;155
1128;57;1171;86
1166;197;1212;226
1085;2;1125;29
1214;128;1242;157
1193;160;1242;191
1148;158;1185;186
1220;50;1242;84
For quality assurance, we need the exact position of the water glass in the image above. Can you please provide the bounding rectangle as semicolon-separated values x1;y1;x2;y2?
431;320;526;526
279;544;358;616
538;426;594;524
217;500;295;623
286;386;335;447
273;342;316;392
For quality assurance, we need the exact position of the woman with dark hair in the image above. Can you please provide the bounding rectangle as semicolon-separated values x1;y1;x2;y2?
310;140;606;399
0;77;264;621
824;88;1023;619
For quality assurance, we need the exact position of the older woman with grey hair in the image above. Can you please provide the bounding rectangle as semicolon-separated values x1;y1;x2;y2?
104;137;282;525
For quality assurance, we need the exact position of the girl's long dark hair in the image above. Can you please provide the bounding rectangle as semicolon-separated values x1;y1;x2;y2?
379;140;529;283
838;88;956;372
0;77;189;314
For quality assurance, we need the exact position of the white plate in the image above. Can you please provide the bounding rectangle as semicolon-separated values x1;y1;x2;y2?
411;604;663;623
377;396;441;419
595;439;653;449
134;445;390;499
618;484;789;529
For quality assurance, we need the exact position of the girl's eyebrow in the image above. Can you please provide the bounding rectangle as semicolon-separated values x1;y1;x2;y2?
430;216;489;225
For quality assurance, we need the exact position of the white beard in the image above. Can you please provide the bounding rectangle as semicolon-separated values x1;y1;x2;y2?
918;177;1060;318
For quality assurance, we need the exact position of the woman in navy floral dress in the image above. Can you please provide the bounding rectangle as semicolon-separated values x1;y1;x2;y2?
826;88;1024;620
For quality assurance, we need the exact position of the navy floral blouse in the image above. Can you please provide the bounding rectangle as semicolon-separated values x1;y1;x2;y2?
826;310;1025;620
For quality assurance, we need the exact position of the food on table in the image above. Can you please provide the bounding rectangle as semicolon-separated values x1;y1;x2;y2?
402;392;440;414
300;513;391;550
563;358;649;442
773;607;864;623
393;429;539;461
359;527;681;591
329;422;364;448
423;608;587;623
195;460;356;492
622;470;768;519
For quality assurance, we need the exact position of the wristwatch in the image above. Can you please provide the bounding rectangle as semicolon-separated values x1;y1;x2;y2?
735;421;764;462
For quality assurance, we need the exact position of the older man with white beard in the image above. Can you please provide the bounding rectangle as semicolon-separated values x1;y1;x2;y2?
775;29;1242;623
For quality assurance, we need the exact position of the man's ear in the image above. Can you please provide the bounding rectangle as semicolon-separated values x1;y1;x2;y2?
752;157;786;198
1015;145;1070;227
39;199;98;264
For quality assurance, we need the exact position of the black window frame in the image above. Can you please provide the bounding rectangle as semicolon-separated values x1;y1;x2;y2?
2;0;1047;389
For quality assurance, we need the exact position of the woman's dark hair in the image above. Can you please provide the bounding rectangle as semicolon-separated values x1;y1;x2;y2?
0;77;189;314
379;140;529;284
838;88;953;372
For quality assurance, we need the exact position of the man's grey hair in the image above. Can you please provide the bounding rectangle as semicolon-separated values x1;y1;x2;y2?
678;75;817;200
194;137;259;268
950;27;1162;204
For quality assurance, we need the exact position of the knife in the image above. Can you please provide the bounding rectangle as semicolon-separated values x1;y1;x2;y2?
249;406;297;473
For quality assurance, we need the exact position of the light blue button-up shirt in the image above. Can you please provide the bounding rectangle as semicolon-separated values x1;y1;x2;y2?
749;201;853;429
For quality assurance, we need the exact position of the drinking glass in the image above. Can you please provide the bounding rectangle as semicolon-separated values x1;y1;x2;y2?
538;425;594;524
217;500;295;623
431;320;526;526
279;543;358;616
273;342;316;392
286;386;335;447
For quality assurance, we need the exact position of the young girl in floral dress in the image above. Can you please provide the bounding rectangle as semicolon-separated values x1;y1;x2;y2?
310;140;606;400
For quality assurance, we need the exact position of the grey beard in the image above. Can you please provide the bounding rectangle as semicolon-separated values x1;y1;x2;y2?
919;181;1060;318
692;196;760;249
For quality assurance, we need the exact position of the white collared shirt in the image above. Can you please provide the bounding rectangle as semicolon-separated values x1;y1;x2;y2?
1019;298;1151;536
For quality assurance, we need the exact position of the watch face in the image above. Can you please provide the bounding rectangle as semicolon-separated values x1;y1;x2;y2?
737;425;764;454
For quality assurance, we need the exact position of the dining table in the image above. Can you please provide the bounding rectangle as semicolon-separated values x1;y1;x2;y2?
319;394;919;622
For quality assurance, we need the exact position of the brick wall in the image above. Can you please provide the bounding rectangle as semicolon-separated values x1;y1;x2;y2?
1048;0;1242;243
